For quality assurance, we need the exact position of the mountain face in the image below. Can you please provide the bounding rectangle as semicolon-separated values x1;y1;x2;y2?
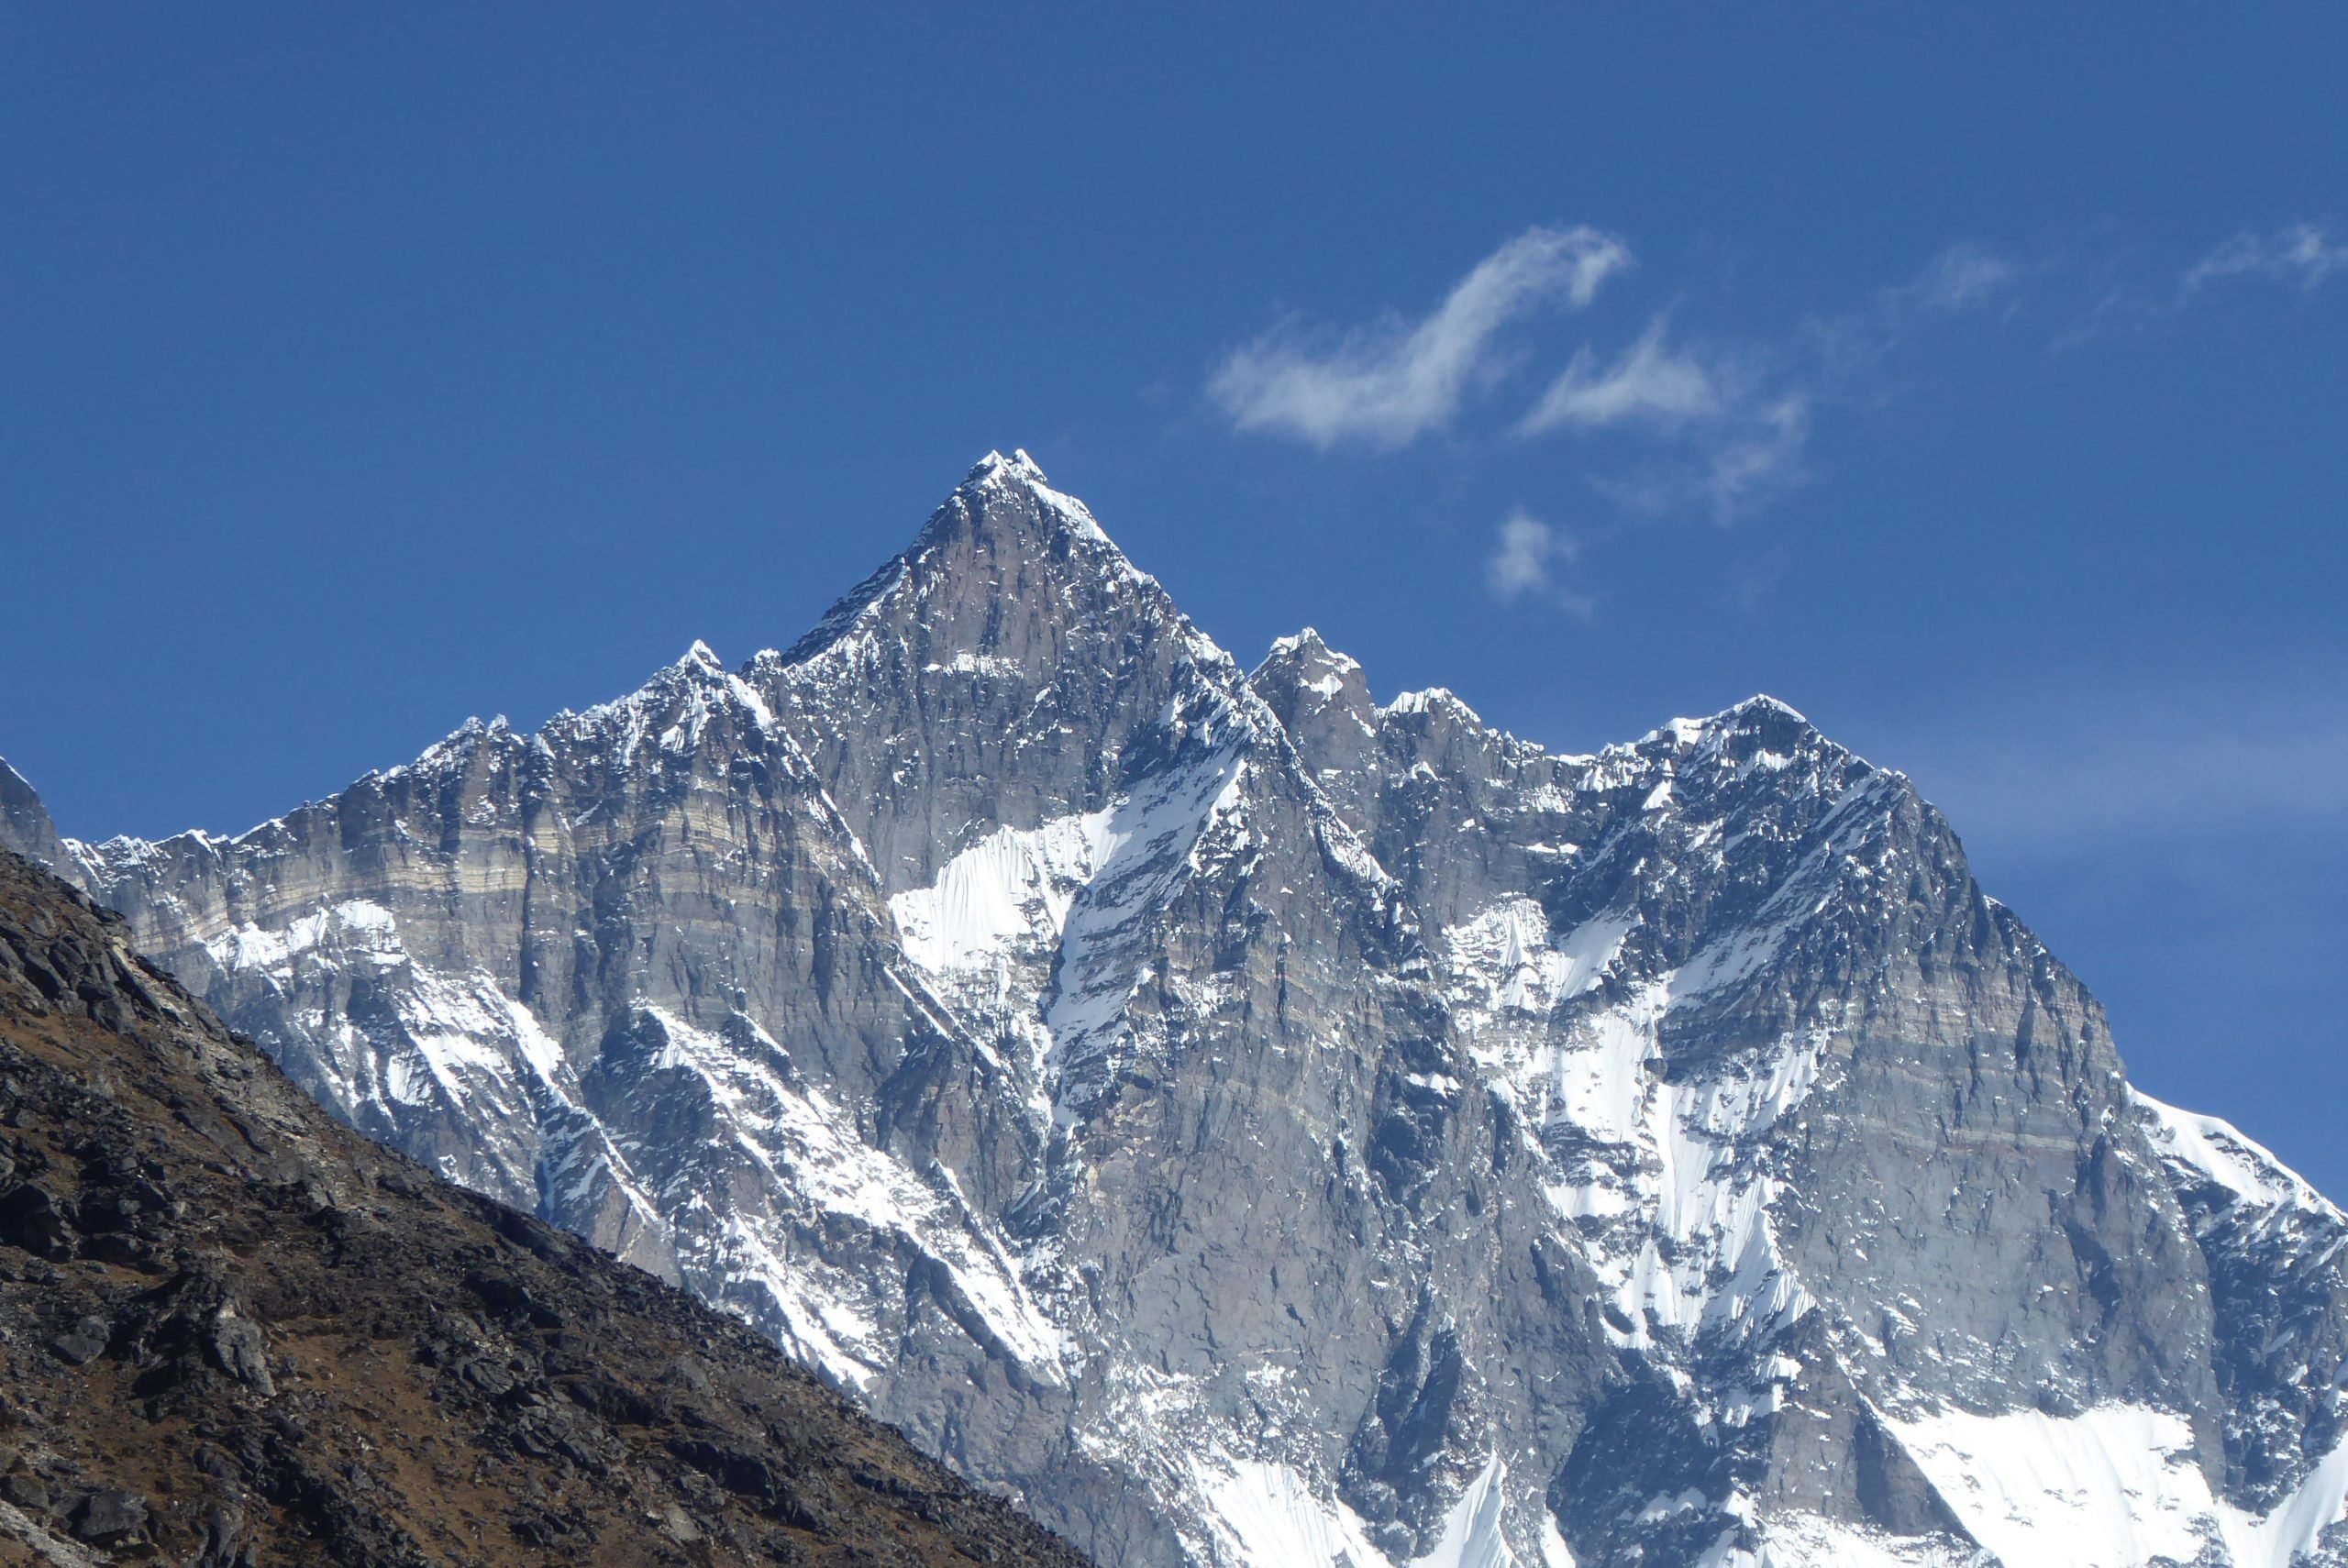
0;845;1091;1568
6;449;2346;1568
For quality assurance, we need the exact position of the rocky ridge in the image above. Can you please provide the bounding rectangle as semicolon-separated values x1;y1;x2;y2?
5;450;2346;1567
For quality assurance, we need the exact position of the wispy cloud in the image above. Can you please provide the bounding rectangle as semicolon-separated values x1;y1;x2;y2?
1692;394;1811;516
2064;222;2348;344
1520;318;1725;433
1522;318;1810;520
1523;244;2013;522
1213;230;2018;521
1906;243;2021;312
1210;226;1632;449
2183;223;2348;295
1588;393;1812;522
1483;510;1593;616
1811;241;2023;371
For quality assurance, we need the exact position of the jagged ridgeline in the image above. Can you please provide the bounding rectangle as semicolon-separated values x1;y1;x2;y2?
5;450;2345;1568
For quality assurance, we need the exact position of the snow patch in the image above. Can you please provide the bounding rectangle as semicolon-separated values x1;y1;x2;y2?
1445;900;1629;1023
1382;688;1485;725
1886;1400;2348;1568
1043;744;1250;1118
1409;1457;1516;1568
2226;1431;2348;1568
202;899;670;1242
1667;919;1796;1010
1706;1510;1984;1567
635;1004;1068;1387
1192;1452;1528;1568
923;650;1024;679
2136;1089;2341;1222
891;810;1115;974
1199;1457;1388;1568
1490;972;1828;1347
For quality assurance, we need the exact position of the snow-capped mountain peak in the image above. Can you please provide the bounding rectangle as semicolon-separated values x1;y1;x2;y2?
14;453;2348;1568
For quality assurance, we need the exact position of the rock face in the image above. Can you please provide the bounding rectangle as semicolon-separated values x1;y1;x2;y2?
0;760;69;876
0;845;1093;1568
7;449;2348;1567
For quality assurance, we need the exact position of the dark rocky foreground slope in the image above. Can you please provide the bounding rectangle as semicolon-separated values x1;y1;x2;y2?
6;451;2348;1566
0;847;1090;1568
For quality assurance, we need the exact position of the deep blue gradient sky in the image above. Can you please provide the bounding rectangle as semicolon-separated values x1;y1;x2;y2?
5;8;2343;1189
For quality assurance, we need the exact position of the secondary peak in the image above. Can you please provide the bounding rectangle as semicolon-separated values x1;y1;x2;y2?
944;447;1113;551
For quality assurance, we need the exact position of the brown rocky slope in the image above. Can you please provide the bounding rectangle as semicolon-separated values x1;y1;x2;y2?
0;846;1092;1568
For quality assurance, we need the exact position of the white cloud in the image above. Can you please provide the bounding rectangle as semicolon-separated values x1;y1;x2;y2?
1213;230;2018;534
1210;226;1632;449
1612;242;2006;515
1811;242;2022;370
1908;243;2021;311
1484;511;1592;616
1696;393;1811;516
1592;394;1811;522
1521;318;1808;520
2183;223;2348;294
1520;318;1723;434
2066;223;2348;344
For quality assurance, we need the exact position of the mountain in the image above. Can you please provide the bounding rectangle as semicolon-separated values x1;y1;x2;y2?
6;449;2346;1567
0;844;1091;1567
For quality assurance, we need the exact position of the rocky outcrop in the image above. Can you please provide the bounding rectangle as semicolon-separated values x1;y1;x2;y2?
12;450;2348;1566
0;845;1091;1568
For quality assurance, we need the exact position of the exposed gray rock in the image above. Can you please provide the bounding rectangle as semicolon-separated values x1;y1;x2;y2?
70;1488;148;1548
0;757;70;874
48;1313;108;1366
205;1305;275;1395
12;449;2347;1567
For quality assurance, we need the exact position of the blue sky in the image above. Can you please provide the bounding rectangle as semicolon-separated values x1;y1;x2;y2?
4;6;2343;1190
